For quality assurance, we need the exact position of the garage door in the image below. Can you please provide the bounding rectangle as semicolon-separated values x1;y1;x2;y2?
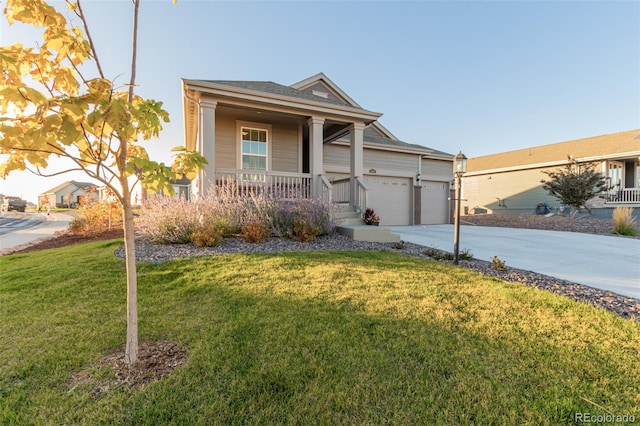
421;180;449;224
364;176;412;226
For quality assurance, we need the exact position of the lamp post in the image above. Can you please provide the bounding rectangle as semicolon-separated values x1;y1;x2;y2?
453;151;467;265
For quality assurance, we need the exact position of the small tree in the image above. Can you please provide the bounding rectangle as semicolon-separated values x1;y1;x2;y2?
541;160;608;229
0;0;205;364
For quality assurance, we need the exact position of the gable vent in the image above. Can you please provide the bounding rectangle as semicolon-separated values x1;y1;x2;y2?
312;90;328;99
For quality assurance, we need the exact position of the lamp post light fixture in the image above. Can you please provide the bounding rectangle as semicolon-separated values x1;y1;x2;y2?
453;151;467;265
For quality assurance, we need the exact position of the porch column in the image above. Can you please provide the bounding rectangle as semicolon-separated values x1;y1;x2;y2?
308;117;325;197
198;100;217;197
350;122;365;208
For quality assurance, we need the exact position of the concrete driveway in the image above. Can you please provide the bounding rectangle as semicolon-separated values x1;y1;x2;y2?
0;212;73;253
390;225;640;300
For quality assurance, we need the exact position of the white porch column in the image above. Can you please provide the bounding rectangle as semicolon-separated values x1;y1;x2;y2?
198;100;217;197
308;117;325;197
350;122;365;207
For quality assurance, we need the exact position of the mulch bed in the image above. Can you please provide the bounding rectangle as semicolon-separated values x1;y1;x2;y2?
69;341;188;397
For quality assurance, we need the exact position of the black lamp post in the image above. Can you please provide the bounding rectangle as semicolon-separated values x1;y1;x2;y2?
453;151;467;265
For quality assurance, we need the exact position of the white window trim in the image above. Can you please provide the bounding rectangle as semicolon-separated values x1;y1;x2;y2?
236;121;272;171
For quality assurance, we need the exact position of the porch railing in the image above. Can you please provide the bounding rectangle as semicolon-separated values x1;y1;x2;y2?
354;177;368;213
605;188;640;204
328;176;368;213
214;169;312;199
331;178;351;204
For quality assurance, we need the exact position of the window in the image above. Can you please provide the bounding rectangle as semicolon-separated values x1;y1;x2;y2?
241;127;267;171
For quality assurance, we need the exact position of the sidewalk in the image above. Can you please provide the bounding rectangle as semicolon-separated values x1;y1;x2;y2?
390;225;640;299
0;212;74;254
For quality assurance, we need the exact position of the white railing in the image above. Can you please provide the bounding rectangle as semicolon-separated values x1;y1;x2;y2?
354;177;368;213
331;178;351;204
328;176;368;212
214;169;312;199
605;188;640;204
321;175;333;204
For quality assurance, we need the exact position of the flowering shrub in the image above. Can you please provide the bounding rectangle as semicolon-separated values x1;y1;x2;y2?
136;195;199;244
136;182;336;244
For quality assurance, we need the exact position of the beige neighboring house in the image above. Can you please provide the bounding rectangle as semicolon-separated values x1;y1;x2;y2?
181;73;454;226
462;129;640;217
38;180;99;208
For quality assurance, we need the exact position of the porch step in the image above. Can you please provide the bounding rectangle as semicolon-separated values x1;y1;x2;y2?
333;205;364;226
336;225;401;243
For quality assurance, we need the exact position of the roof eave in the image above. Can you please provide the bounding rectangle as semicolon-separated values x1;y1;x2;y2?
182;79;382;123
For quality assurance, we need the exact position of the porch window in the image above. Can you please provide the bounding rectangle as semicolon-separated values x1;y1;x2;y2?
241;127;267;171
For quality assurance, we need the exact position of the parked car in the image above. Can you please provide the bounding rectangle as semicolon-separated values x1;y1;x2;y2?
1;196;27;212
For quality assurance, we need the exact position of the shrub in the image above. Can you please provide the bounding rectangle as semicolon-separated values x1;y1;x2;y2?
241;221;270;243
67;200;122;237
612;207;638;236
192;221;225;247
460;248;474;260
136;182;336;245
136;196;199;244
492;256;507;270
363;208;380;225
290;219;322;242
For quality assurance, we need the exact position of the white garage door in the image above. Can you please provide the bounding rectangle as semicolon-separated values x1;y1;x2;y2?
364;175;412;226
421;181;449;224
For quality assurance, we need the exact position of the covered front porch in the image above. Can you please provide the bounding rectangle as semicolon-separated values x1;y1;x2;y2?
182;79;381;214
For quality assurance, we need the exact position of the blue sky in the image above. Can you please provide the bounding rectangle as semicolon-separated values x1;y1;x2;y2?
1;0;639;203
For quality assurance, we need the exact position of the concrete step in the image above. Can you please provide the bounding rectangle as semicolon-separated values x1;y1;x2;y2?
333;205;363;226
336;225;401;243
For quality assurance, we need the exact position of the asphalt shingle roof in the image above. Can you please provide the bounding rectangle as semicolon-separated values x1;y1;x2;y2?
203;80;350;108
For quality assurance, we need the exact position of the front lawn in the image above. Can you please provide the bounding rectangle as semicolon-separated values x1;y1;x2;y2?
1;240;638;424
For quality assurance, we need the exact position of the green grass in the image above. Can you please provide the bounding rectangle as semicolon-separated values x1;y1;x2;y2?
1;240;639;425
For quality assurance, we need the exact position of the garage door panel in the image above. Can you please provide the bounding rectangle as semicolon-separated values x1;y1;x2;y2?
421;181;449;224
365;176;411;226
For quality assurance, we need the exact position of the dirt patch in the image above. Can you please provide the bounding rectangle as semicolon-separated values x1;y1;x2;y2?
70;341;188;397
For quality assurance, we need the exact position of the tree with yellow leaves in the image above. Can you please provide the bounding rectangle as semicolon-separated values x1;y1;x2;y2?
0;0;206;365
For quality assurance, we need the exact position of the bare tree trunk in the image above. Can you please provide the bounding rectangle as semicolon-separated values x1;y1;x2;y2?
122;190;138;365
122;0;141;366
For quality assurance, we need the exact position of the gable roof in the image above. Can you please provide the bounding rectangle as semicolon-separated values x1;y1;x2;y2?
202;80;349;108
291;73;399;141
183;73;453;159
41;180;96;195
467;129;640;174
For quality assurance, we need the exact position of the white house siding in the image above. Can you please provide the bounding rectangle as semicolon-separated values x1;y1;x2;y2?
214;114;300;172
421;159;452;180
364;149;417;175
214;113;237;169
272;123;300;173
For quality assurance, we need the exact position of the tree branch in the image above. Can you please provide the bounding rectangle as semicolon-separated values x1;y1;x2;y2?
74;0;105;79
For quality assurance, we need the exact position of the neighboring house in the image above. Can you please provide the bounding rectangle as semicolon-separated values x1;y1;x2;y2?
97;175;190;206
462;129;640;217
38;180;99;208
181;73;453;226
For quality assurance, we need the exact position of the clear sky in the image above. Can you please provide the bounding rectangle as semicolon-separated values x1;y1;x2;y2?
1;0;639;203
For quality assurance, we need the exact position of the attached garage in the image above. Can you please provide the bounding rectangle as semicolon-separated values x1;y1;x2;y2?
364;175;412;226
421;180;450;224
